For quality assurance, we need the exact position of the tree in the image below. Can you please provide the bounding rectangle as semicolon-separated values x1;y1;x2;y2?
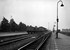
39;26;47;32
10;18;18;32
19;22;26;31
1;17;10;32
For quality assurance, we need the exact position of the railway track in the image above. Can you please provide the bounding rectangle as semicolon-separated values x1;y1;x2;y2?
0;36;31;46
0;31;52;50
18;32;52;50
0;33;39;50
0;34;34;45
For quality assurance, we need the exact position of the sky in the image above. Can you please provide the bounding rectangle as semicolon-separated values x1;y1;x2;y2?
0;0;70;30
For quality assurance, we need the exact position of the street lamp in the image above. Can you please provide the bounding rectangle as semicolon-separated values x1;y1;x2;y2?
53;24;55;32
56;0;64;38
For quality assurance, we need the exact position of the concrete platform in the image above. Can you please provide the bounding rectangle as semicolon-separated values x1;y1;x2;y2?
48;32;70;50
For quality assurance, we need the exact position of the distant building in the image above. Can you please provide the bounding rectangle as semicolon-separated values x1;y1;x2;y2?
62;29;70;32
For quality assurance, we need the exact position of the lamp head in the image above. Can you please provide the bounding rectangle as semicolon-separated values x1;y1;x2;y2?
61;4;64;7
54;25;55;27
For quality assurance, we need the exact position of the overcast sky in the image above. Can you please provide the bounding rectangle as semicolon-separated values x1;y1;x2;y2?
0;0;70;30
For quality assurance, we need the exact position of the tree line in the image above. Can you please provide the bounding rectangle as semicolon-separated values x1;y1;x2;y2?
0;17;48;32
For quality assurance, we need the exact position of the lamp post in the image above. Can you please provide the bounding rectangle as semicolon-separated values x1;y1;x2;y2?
56;0;64;38
53;24;55;32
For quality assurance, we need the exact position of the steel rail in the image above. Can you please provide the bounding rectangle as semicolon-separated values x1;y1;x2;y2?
18;31;52;50
0;36;31;46
36;32;51;50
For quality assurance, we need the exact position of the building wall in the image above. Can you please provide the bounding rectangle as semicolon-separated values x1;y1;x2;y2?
62;29;70;32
